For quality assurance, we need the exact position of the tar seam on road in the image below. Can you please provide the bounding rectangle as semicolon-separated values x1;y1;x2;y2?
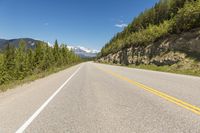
15;66;82;133
96;66;200;116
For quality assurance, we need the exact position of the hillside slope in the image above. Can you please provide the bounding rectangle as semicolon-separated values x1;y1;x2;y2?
98;0;200;74
0;38;39;50
98;28;200;72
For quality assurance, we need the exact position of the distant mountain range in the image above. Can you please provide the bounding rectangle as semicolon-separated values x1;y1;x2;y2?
67;46;99;58
0;38;99;58
0;38;38;50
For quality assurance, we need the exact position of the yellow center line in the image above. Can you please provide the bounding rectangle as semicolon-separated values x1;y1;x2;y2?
96;66;200;116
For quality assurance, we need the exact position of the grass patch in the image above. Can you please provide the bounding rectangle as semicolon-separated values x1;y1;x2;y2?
97;61;200;77
0;63;80;92
128;64;200;77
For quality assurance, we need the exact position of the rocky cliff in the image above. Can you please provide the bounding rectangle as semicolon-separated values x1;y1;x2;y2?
98;28;200;69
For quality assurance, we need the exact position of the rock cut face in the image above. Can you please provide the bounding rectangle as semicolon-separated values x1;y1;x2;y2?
98;28;200;66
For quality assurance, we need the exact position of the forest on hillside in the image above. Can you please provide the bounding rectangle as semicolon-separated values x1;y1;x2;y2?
99;0;200;57
0;40;81;85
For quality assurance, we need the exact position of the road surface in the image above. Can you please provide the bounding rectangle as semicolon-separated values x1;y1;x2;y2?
0;62;200;133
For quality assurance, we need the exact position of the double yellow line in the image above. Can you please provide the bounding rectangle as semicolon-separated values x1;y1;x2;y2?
96;66;200;116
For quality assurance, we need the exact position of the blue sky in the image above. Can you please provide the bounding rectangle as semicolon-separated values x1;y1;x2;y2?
0;0;159;50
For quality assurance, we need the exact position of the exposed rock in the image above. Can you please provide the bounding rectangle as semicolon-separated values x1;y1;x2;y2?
98;28;200;66
150;52;186;66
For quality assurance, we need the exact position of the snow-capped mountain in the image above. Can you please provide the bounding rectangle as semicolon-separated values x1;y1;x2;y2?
67;46;99;58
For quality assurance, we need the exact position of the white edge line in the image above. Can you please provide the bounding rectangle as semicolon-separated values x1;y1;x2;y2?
15;66;82;133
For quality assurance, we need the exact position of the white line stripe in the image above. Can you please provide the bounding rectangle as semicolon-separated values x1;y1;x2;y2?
15;66;82;133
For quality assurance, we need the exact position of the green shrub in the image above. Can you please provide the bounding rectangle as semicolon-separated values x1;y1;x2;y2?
173;0;200;32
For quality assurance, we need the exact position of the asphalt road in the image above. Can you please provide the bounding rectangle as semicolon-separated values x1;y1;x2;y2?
0;62;200;133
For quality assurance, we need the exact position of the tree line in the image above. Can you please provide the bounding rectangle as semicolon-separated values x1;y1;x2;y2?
99;0;200;57
0;40;81;85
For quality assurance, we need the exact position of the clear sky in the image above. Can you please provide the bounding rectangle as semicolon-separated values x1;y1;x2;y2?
0;0;159;50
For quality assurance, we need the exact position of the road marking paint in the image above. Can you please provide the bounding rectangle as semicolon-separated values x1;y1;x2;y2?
15;66;82;133
96;66;200;116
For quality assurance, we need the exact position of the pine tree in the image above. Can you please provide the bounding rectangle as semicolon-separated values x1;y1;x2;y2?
25;49;34;74
3;43;16;80
0;39;81;86
53;40;59;65
15;40;26;79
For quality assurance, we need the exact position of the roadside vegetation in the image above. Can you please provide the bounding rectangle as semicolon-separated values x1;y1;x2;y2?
98;60;200;77
128;63;200;77
0;40;81;91
97;0;200;77
98;0;200;57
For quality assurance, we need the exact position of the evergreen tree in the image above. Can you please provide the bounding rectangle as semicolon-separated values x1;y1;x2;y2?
0;39;81;86
53;40;59;65
15;40;26;79
3;44;16;80
99;0;200;57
